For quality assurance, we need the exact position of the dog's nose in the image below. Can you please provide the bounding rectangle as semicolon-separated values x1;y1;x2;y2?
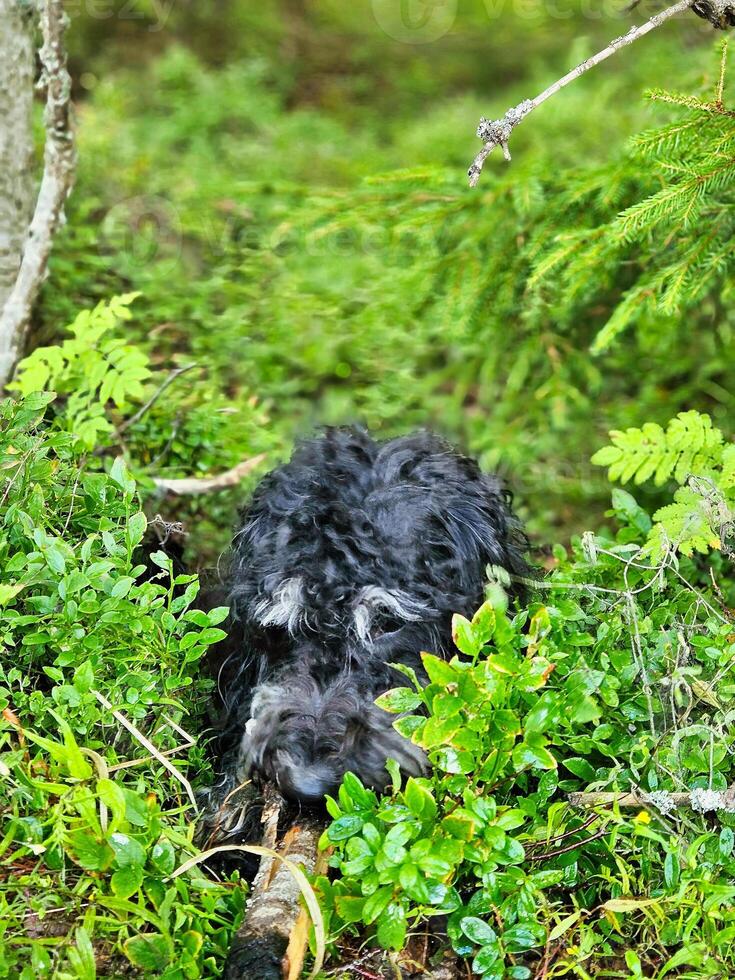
278;762;337;804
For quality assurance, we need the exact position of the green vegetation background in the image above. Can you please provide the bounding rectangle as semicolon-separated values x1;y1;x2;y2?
48;0;730;559
5;4;735;978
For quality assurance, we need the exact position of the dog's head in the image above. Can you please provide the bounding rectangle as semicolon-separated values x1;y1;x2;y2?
239;670;426;803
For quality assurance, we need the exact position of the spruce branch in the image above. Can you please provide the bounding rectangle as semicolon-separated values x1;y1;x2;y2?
468;0;695;187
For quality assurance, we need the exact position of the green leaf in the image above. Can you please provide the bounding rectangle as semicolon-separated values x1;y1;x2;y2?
328;815;364;841
460;916;497;945
340;772;376;809
151;839;176;875
472;946;502;977
664;851;680;888
442;813;476;841
452;614;481;657
376;902;407;950
67;926;96;979
503;921;545;951
109;833;146;868
603;897;660;912
375;687;422;713
563;757;597;781
74;659;95;694
512;739;557;771
404;777;437;821
206;605;230;625
109;456;136;493
363;885;393;924
126;511;147;548
124;933;172;971
393;715;424;739
48;711;93;780
112;864;144;898
334;895;366;924
68;830;114;871
45;546;66;574
421;652;458;685
417;715;460;749
97;778;127;833
523;694;560;735
471;601;496;645
548;910;581;942
0;583;25;605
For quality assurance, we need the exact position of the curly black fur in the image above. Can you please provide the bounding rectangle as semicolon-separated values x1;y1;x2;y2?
206;428;529;823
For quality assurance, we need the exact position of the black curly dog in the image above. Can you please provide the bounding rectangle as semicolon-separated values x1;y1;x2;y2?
210;428;528;815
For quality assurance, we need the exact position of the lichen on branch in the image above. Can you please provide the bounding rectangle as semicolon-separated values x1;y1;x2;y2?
468;0;697;187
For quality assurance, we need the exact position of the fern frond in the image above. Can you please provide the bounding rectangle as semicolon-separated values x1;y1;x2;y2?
719;444;735;489
646;485;722;559
591;411;724;487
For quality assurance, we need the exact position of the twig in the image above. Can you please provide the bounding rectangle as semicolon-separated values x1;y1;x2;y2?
107;743;191;773
151;454;267;495
468;0;694;186
92;689;198;812
0;0;76;385
526;828;609;861
716;38;730;105
525;814;598;849
117;363;198;435
107;714;195;773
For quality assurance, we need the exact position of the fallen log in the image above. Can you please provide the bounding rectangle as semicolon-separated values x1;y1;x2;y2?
223;787;328;980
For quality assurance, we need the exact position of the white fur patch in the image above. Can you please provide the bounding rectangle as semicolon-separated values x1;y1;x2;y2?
353;586;430;643
254;577;305;633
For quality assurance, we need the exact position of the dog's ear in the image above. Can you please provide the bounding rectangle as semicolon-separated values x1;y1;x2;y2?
434;475;529;601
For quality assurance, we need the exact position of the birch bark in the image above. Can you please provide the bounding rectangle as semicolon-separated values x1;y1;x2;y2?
0;1;35;332
0;0;76;387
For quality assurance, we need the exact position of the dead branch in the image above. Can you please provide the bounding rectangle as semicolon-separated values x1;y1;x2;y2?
117;363;198;434
569;786;735;813
569;791;689;807
527;828;610;861
92;689;198;812
0;0;76;386
224;788;329;980
151;454;267;495
468;0;695;186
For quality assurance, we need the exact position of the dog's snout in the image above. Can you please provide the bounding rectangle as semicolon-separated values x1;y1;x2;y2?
277;761;337;803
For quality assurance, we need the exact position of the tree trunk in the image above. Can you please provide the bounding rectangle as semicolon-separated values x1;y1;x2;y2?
0;0;76;388
0;1;35;324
